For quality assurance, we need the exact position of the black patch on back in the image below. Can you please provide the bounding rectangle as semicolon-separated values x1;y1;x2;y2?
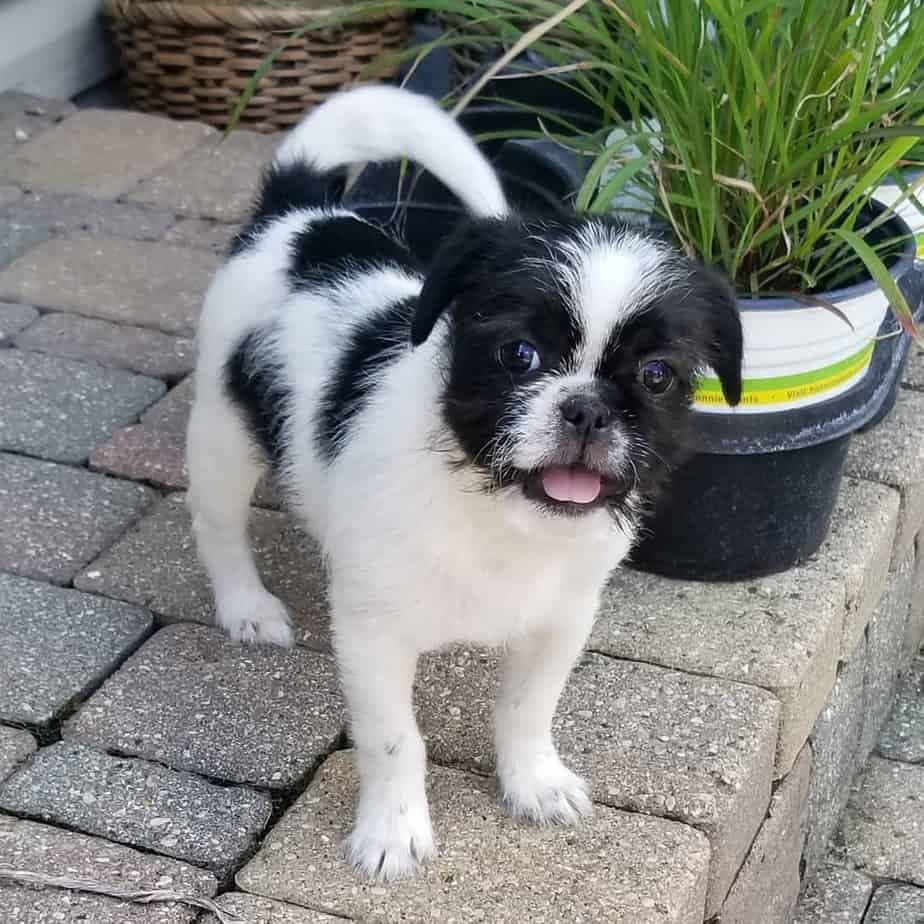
230;161;346;257
316;296;415;461
225;328;289;465
288;217;419;290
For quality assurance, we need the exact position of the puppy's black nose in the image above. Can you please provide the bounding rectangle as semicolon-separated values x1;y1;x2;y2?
560;394;612;436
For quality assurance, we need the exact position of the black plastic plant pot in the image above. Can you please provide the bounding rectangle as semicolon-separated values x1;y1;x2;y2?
630;252;923;583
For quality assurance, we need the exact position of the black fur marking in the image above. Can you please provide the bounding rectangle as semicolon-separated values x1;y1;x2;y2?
316;296;416;461
230;161;346;257
225;328;290;465
288;216;419;290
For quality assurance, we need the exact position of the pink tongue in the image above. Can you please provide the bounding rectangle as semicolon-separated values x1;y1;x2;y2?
541;466;602;504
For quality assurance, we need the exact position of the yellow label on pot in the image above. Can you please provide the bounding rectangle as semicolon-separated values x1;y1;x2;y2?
695;342;875;409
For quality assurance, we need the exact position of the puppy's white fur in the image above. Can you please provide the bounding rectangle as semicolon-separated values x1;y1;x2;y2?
188;87;646;878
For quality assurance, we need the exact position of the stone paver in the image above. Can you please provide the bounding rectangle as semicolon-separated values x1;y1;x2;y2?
803;640;866;875
848;389;924;568
0;238;218;336
238;750;712;924
0;108;214;197
903;343;924;391
0;454;154;585
907;536;924;662
591;479;899;776
0;91;75;160
162;218;240;254
16;313;195;382
75;494;327;650
200;893;345;923
0;302;38;344
415;648;779;916
792;864;872;924
864;884;924;923
0;814;216;923
0;741;271;871
719;745;811;924
0;573;152;727
861;550;914;760
879;657;924;763
0;183;21;205
91;425;190;490
0;191;174;269
0;349;164;463
129;131;277;222
838;756;924;885
141;377;194;432
0;727;36;782
66;624;343;789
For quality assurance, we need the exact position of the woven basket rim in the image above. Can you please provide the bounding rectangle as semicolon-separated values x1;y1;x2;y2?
102;0;403;28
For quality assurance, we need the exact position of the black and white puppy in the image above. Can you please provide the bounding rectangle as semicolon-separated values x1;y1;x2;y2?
187;86;742;880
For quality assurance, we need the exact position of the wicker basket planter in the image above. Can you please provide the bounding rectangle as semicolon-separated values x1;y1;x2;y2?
103;0;410;132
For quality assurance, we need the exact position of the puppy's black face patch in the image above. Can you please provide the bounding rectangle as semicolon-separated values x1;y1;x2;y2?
424;217;742;520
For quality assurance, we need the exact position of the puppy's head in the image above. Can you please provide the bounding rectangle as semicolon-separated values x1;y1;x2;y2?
412;216;742;528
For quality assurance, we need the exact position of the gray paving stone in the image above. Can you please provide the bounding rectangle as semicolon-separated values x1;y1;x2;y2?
592;479;895;777
0;573;152;727
0;301;37;345
15;313;194;382
0;238;218;336
804;638;867;877
74;494;327;650
0;191;175;269
0;108;214;197
238;750;712;924
0;454;155;585
162;218;240;254
415;648;779;916
907;534;924;661
90;425;190;490
0;726;36;782
865;885;924;923
0;814;216;923
839;757;924;885
792;864;872;924
0;349;165;463
199;893;345;923
0;741;271;871
66;623;343;789
129;131;277;222
719;745;811;924
0;183;21;206
904;342;924;390
0;91;75;160
879;658;924;763
847;389;924;568
141;376;194;432
861;550;915;761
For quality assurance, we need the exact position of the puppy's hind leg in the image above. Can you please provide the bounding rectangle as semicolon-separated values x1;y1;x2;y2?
186;386;294;648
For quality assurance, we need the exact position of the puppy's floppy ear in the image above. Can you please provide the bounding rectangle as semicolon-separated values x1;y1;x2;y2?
410;220;497;346
696;265;743;406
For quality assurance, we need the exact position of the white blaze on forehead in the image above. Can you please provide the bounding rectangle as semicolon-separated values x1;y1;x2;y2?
557;226;671;372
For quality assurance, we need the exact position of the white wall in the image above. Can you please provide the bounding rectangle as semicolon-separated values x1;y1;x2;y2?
0;0;118;98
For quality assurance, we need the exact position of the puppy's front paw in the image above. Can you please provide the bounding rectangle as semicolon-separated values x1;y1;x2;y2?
216;589;294;648
346;801;435;881
498;752;592;826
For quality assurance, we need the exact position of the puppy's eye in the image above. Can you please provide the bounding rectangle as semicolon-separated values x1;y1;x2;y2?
639;359;674;394
499;340;541;374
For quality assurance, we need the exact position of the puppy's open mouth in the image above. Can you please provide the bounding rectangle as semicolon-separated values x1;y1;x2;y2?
522;465;628;513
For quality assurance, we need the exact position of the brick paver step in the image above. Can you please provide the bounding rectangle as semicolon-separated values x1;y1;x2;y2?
0;741;271;872
416;647;779;916
0;573;152;728
0;348;165;463
792;864;872;924
879;657;924;762
16;313;194;382
66;624;343;790
0;814;216;923
238;750;712;924
75;494;326;649
0;454;154;585
0;238;217;336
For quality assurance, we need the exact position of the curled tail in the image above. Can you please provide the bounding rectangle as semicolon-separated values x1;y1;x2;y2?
271;84;509;219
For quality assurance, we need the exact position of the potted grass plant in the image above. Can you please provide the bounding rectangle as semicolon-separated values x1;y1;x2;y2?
400;0;924;579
